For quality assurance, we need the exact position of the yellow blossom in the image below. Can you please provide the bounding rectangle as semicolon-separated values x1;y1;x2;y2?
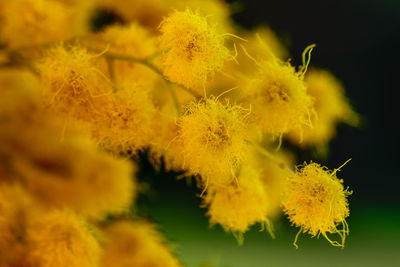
38;43;112;123
208;26;288;97
286;68;359;151
203;164;271;242
92;80;157;152
0;184;36;266
252;149;295;218
282;161;351;248
101;221;182;267
240;56;314;136
99;23;156;59
97;22;159;87
177;97;249;186
26;209;101;267
0;0;91;49
159;9;230;93
241;26;288;66
13;136;137;218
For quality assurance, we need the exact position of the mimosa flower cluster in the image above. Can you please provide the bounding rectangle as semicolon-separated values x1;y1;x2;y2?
0;0;359;265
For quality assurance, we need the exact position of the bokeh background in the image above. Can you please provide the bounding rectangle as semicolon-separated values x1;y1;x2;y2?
129;0;400;266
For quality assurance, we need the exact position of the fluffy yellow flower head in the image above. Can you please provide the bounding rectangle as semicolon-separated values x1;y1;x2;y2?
38;44;112;123
98;22;159;87
14;136;137;218
177;97;249;185
26;209;101;267
92;80;157;152
0;0;90;49
241;58;314;136
203;164;271;241
100;23;156;59
282;162;351;248
101;221;182;267
287;68;359;148
0;184;36;266
159;9;230;92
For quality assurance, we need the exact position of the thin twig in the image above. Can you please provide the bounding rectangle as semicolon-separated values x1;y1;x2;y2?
166;83;181;116
100;51;202;98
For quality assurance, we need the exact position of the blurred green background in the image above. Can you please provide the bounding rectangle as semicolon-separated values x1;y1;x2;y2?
136;168;400;267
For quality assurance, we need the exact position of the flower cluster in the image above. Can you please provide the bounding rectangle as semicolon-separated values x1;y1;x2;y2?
0;0;359;265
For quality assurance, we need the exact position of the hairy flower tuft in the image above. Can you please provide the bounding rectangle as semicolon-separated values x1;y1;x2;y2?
282;161;352;248
98;22;159;87
26;209;101;267
241;58;314;136
159;9;230;92
177;97;249;185
38;43;112;122
101;221;182;267
92;80;157;152
203;164;271;242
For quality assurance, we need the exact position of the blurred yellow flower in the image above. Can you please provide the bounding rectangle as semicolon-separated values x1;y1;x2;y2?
26;209;101;267
0;0;92;49
101;221;182;267
286;68;359;153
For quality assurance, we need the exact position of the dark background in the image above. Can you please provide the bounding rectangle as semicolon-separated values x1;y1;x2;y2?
227;0;400;206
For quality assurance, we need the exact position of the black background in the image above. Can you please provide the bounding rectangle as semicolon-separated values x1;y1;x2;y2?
227;0;400;205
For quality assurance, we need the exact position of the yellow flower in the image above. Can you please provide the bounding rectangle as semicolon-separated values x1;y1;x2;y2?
241;58;314;136
252;149;295;218
286;68;359;151
177;97;249;186
203;164;271;242
14;136;137;218
208;26;288;100
0;0;91;49
240;26;288;69
92;80;157;152
38;43;112;123
282;161;351;248
97;22;159;87
100;23;156;59
0;184;36;266
159;9;230;93
26;209;101;267
101;221;182;267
